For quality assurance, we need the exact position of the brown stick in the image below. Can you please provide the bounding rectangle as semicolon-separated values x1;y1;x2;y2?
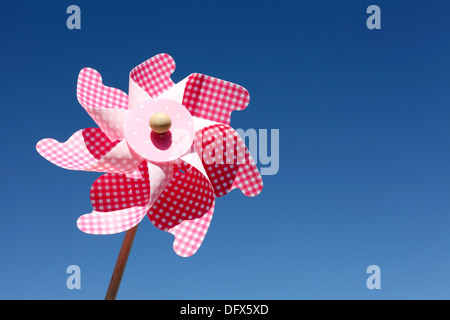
105;224;139;300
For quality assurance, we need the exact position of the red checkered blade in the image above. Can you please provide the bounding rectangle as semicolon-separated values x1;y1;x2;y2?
194;124;263;197
182;73;250;125
90;161;149;212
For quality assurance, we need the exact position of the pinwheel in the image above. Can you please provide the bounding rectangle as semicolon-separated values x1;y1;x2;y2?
36;53;263;299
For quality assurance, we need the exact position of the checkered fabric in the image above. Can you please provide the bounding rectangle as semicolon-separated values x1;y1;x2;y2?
194;124;263;197
90;162;149;212
77;205;149;235
129;53;175;98
77;68;129;141
37;129;98;170
36;128;142;174
82;128;120;160
147;161;215;257
169;202;215;257
77;68;128;110
147;161;214;231
182;73;250;125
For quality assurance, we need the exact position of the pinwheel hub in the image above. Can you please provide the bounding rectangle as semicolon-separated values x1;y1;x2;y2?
149;112;172;134
124;98;195;162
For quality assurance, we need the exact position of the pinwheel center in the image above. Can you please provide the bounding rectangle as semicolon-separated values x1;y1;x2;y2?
124;98;194;162
149;112;172;134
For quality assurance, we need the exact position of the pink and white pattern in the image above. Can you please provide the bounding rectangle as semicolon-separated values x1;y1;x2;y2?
77;68;129;141
37;53;263;257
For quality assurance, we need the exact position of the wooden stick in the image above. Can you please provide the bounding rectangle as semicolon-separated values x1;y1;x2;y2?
105;224;139;300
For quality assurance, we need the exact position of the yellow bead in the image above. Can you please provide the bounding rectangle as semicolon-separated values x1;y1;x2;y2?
149;112;172;134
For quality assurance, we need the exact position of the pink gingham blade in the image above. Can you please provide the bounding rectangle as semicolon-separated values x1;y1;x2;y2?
169;202;215;257
77;68;129;141
77;205;150;235
36;128;142;174
129;53;176;98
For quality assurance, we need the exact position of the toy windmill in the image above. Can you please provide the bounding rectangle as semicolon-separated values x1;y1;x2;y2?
36;54;263;299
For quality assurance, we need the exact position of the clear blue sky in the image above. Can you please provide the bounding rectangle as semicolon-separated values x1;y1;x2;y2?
1;0;450;299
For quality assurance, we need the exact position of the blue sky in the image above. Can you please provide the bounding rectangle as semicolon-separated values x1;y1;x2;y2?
1;0;450;299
